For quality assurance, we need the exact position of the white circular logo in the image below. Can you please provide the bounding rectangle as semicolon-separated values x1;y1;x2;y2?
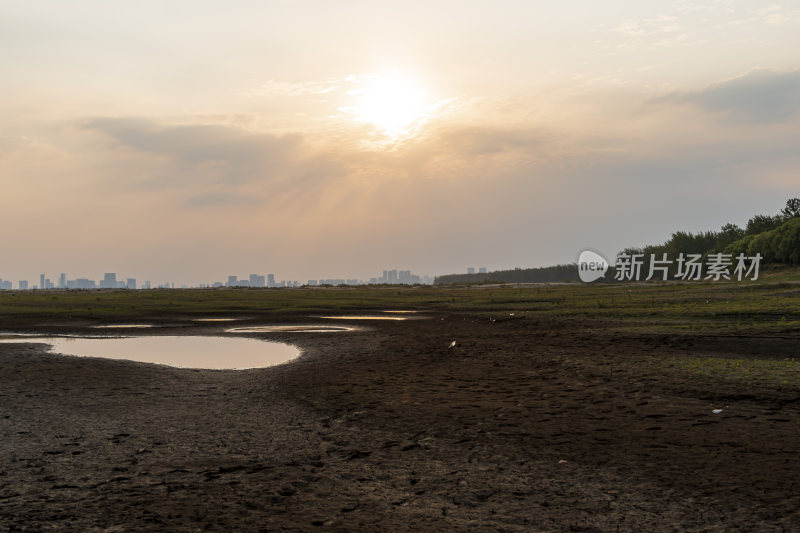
578;250;608;283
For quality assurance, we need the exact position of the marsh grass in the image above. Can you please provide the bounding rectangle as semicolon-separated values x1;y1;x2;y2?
0;268;797;336
665;355;800;386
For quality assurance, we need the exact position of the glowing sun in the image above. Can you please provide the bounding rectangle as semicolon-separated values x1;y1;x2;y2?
350;74;431;136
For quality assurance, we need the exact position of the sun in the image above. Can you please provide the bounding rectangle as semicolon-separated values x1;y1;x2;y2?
350;74;430;136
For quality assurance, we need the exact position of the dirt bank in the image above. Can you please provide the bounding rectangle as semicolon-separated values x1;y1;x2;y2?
1;313;798;531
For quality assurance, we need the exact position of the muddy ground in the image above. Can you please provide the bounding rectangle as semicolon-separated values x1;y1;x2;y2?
1;313;798;532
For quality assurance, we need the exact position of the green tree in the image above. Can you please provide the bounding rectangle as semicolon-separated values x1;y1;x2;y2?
725;217;800;265
781;198;800;219
745;214;783;236
716;223;744;250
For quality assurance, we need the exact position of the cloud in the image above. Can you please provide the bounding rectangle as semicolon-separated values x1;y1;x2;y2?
185;192;260;207
439;126;549;156
83;117;304;183
80;117;351;210
656;68;800;123
256;79;341;97
614;15;680;37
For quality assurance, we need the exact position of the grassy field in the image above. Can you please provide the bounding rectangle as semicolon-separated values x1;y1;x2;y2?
1;267;798;331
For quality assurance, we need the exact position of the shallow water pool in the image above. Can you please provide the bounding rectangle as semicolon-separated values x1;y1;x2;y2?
0;335;299;370
226;325;359;333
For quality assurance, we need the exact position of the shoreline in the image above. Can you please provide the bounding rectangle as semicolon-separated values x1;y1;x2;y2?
1;313;799;531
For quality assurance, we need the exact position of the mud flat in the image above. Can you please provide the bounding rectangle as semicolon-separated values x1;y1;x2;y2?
1;312;799;532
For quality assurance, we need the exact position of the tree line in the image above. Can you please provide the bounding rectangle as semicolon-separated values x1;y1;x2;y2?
434;264;579;285
621;198;800;267
434;198;799;285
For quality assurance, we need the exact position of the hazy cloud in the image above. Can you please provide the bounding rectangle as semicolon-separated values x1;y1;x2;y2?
185;192;260;208
83;118;304;184
80;117;354;208
439;126;549;156
614;14;680;37
657;68;800;123
256;79;342;97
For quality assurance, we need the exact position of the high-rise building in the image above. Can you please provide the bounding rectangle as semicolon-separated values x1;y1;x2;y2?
479;267;487;273
399;270;411;284
76;278;96;289
126;278;136;290
267;274;276;288
467;267;475;274
227;275;238;287
249;274;265;288
387;269;398;283
58;273;66;289
19;280;28;290
40;273;45;290
98;273;117;289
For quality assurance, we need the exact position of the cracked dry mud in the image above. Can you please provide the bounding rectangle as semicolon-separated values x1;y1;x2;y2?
1;313;799;531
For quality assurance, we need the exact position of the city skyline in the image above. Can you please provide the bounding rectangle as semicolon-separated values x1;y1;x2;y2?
0;266;451;290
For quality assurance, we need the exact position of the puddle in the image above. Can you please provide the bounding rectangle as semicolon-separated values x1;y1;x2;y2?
0;335;299;370
192;318;241;322
93;324;154;329
226;325;359;333
382;310;419;313
319;315;409;321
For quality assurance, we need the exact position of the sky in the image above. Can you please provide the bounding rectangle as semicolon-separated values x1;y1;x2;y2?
1;0;799;285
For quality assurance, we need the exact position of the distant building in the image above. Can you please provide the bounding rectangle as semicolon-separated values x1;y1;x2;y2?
467;267;475;274
40;273;45;290
267;274;276;288
100;273;117;289
479;267;487;273
399;270;411;284
76;278;96;289
126;278;136;290
249;274;265;288
227;275;238;287
58;273;66;289
18;280;28;290
307;280;318;286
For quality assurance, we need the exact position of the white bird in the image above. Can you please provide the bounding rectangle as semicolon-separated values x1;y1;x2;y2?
448;341;457;349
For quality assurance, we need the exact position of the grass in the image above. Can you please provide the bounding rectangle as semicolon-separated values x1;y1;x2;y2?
0;267;798;337
664;355;800;386
2;270;798;390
